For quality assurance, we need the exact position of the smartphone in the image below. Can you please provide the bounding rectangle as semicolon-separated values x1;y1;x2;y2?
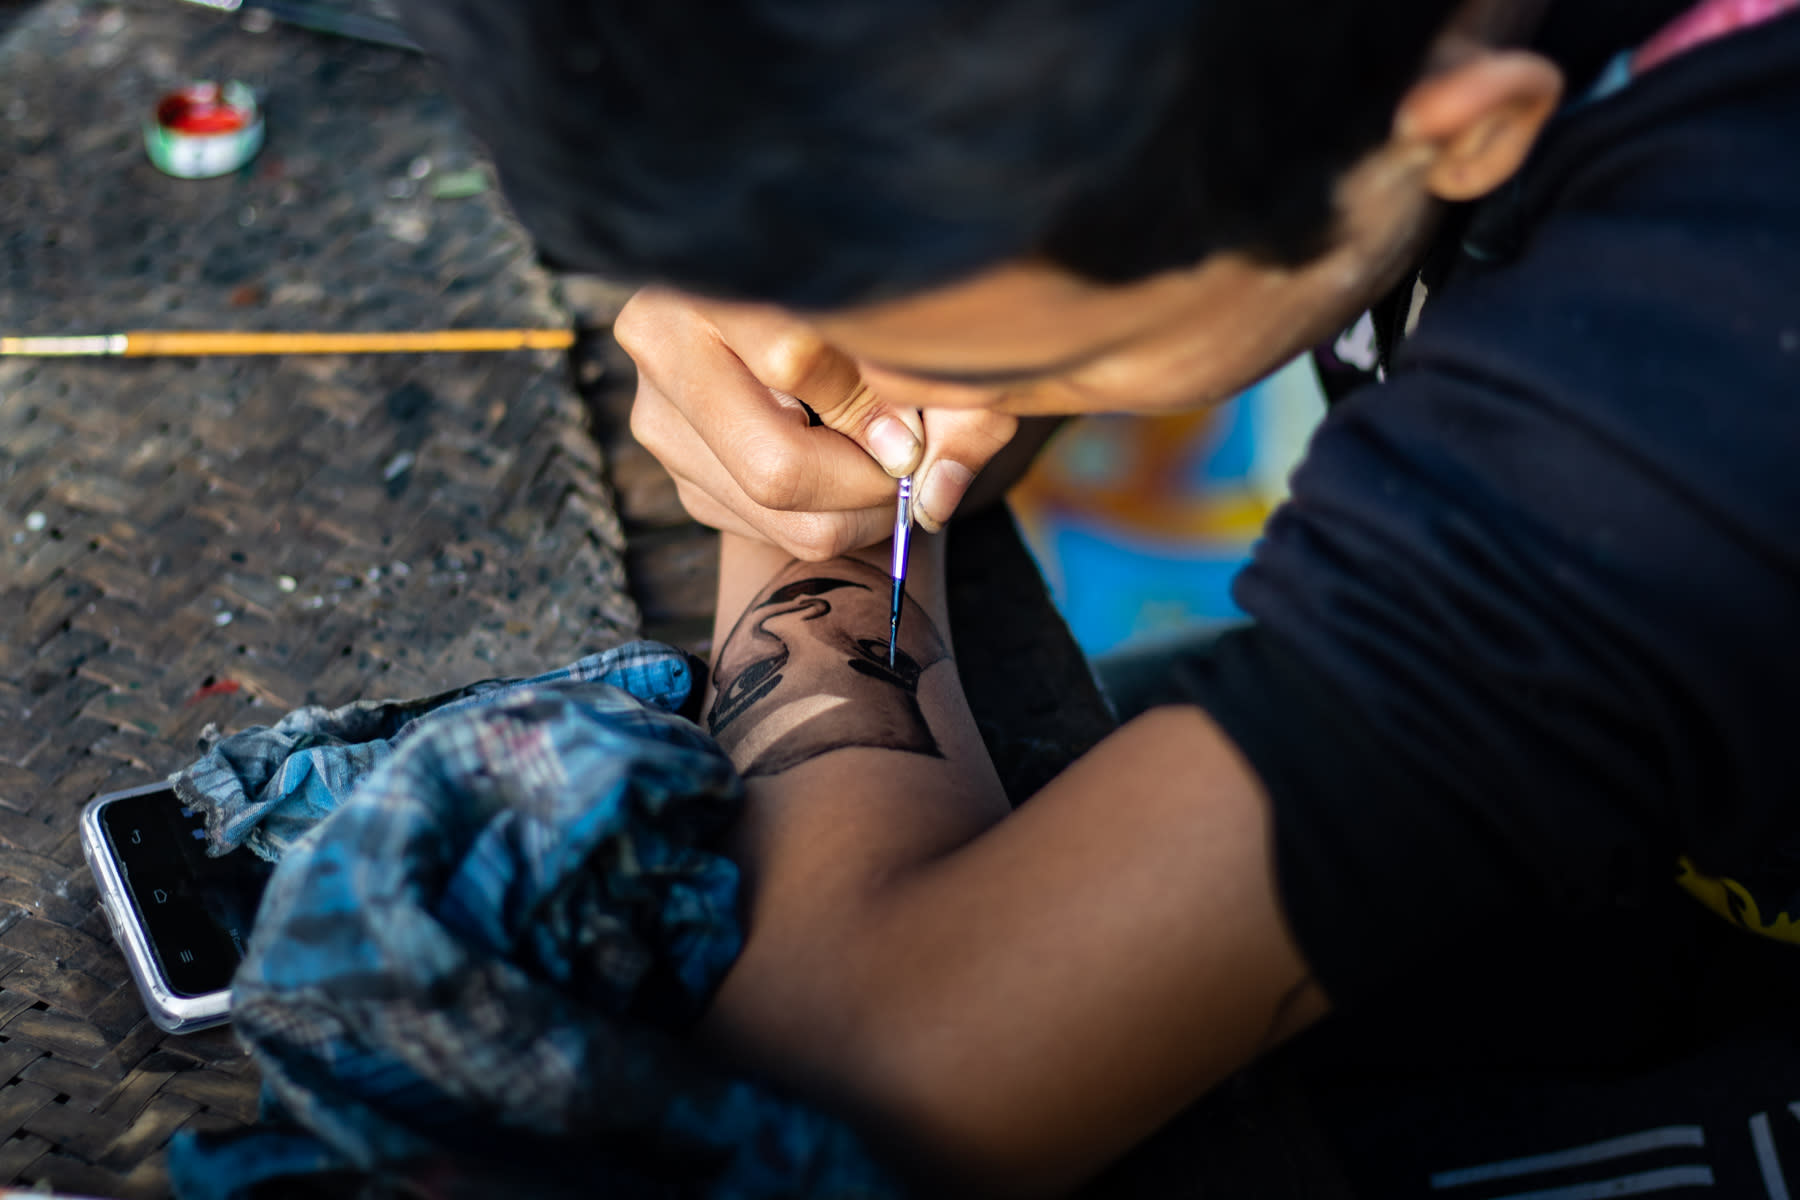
79;782;276;1034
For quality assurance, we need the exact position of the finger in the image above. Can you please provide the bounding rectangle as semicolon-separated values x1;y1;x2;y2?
705;303;926;479
667;472;763;542
632;374;899;560
628;372;773;538
618;290;902;513
911;407;1021;532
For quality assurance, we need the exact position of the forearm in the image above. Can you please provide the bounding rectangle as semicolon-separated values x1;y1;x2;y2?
699;532;1011;1078
698;531;1324;1195
705;526;1009;855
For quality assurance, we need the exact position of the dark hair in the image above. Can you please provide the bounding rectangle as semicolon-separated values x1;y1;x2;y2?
396;0;1462;309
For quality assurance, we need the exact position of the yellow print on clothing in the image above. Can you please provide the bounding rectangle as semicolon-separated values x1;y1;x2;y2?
1675;856;1800;945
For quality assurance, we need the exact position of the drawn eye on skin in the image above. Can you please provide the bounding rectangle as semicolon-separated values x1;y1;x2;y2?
707;559;949;778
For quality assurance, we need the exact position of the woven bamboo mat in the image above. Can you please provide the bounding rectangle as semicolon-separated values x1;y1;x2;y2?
0;2;638;1194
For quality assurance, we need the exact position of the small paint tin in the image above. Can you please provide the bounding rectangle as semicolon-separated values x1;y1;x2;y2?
144;81;264;179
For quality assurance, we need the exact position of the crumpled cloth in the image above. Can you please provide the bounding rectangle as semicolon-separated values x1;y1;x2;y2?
166;641;901;1200
170;643;699;863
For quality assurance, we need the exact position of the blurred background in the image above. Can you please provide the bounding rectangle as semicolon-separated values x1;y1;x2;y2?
1009;358;1325;658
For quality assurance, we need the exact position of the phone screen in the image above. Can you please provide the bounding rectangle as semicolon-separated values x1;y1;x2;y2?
98;788;276;997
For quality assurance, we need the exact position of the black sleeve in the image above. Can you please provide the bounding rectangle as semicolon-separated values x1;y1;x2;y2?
1175;32;1800;1009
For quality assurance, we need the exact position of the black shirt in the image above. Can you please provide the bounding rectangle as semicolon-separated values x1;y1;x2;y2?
1175;7;1800;1014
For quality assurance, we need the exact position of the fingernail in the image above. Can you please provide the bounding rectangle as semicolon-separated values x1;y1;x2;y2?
868;416;921;476
916;460;974;530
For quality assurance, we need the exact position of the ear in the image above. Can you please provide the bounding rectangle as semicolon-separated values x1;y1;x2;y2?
1394;47;1564;203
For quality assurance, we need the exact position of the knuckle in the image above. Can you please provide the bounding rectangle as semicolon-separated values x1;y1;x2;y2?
971;412;1021;455
823;382;886;434
626;381;668;450
941;409;1017;457
738;450;804;512
614;287;711;374
671;479;724;530
782;514;850;563
610;289;659;360
758;330;827;398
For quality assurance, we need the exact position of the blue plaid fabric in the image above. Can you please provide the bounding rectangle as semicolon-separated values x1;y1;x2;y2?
172;642;697;863
166;642;900;1199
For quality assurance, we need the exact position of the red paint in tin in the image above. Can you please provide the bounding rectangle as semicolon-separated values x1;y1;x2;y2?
156;84;251;136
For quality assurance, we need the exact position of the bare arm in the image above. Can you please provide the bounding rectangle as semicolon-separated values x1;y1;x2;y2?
699;531;1327;1196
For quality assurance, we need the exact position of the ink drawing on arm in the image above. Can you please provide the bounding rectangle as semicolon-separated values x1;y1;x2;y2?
707;559;948;778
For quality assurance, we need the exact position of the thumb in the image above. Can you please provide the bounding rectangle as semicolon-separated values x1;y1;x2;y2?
704;300;927;478
808;381;926;479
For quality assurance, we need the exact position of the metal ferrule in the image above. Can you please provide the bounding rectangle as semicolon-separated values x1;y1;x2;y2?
0;335;128;357
890;475;914;579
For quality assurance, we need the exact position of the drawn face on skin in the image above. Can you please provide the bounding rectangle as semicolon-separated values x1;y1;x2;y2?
708;558;949;778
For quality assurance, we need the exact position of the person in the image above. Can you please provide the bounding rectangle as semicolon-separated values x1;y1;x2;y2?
395;0;1800;1193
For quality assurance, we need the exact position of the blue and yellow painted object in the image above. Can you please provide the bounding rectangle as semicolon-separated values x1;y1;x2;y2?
1008;358;1325;657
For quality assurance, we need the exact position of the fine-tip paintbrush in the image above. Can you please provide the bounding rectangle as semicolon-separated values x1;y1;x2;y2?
887;474;914;668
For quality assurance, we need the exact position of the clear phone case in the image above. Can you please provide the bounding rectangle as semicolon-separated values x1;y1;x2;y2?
79;783;234;1035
